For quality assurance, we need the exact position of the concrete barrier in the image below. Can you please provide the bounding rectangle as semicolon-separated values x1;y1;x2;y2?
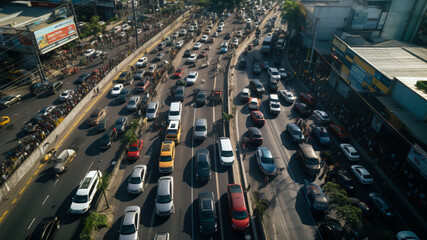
0;10;192;201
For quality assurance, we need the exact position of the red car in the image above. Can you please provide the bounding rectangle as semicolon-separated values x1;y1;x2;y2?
135;79;150;92
174;68;184;78
198;51;206;58
251;111;265;126
227;184;250;231
127;139;143;160
299;93;317;107
329;123;349;140
209;37;215;43
294;102;312;116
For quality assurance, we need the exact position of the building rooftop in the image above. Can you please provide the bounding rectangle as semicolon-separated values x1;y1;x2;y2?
351;46;427;80
0;1;52;29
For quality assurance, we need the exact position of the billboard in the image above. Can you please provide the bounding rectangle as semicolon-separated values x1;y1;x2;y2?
407;145;427;180
33;17;78;54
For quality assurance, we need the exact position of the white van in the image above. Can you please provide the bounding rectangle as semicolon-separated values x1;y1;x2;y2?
69;170;102;214
168;101;182;122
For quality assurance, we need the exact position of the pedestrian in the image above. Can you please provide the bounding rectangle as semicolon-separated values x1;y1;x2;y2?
112;128;117;139
264;176;269;185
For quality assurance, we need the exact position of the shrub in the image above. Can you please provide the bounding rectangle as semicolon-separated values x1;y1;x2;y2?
80;212;108;240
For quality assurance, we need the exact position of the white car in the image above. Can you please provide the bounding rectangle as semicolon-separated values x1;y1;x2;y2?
339;144;360;161
232;37;239;46
119;206;140;240
122;23;131;31
59;90;73;102
279;68;287;79
119;31;126;38
268;67;281;81
193;42;202;50
313;110;330;123
213;32;218;37
137;28;142;34
236;31;242;37
84;49;95;57
219;22;224;27
127;96;141;111
156;176;174;216
279;90;296;103
146;101;159;120
136;57;148;68
200;35;208;42
172;31;179;39
269;94;281;114
111;84;123;97
174;40;184;48
179;29;187;36
217;137;235;166
187;54;197;63
248;97;260;110
351;165;373;185
127;165;147;194
189;26;195;32
186;71;199;85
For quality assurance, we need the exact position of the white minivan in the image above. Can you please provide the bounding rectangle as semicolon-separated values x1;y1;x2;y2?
217;137;235;166
168;101;182;122
70;170;102;214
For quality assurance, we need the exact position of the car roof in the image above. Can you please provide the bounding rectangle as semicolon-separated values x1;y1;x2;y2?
131;165;145;178
228;184;246;211
219;137;232;150
158;176;173;195
288;123;301;131
195;118;207;126
123;206;139;225
249;127;261;135
148;101;158;108
258;146;272;158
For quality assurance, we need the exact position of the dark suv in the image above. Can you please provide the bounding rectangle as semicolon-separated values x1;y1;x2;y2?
249;79;265;95
30;82;47;96
46;81;63;95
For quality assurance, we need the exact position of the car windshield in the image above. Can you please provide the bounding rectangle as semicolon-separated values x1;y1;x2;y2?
201;211;215;222
73;194;88;203
157;194;171;203
167;129;177;135
129;176;141;184
169;111;179;116
160;156;172;162
271;71;279;76
261;156;274;164
197;160;210;170
272;103;280;108
129;100;135;105
129;146;139;152
320;131;329;137
147;108;155;113
120;223;136;235
119;73;127;77
307;157;319;165
195;125;206;131
222;150;233;157
113;87;120;91
232;210;248;220
61;92;68;96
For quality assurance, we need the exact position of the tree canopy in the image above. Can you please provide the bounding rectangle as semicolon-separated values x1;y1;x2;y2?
280;0;306;31
195;0;245;14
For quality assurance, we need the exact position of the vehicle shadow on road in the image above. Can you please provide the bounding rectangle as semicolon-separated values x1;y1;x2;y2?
280;131;297;151
55;187;81;225
102;216;121;240
182;199;196;238
247;154;264;184
143;139;161;184
35;166;56;183
295;189;317;226
77;121;92;130
113;176;135;203
287;155;307;184
182;155;207;189
84;138;102;156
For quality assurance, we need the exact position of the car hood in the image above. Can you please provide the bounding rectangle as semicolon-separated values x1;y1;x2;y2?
119;232;138;240
127;151;139;158
127;183;142;192
195;130;207;138
232;218;249;229
112;90;121;95
306;163;321;170
200;219;216;234
70;202;89;213
221;155;234;164
53;163;65;172
156;201;173;212
320;136;330;144
146;113;155;119
197;168;210;178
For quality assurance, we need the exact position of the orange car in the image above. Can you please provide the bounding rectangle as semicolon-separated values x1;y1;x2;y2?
329;123;349;140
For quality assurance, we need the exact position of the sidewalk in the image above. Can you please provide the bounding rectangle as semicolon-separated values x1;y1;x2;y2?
281;40;427;237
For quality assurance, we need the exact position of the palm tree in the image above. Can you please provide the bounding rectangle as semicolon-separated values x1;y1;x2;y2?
281;0;306;33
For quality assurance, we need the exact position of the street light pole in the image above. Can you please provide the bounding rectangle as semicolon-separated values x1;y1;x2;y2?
131;0;139;48
97;159;109;209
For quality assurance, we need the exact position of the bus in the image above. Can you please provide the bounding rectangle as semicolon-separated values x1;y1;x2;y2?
261;36;273;54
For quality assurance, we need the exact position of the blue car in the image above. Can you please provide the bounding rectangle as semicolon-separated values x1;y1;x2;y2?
220;42;228;53
302;182;329;213
312;126;330;145
255;147;276;176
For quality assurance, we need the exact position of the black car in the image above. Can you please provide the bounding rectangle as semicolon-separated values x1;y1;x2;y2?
97;118;108;132
174;86;185;101
252;63;262;75
249;79;265;95
294;102;312;116
195;149;211;181
114;117;128;134
368;192;394;217
30;82;47;96
349;197;370;217
327;168;356;195
100;129;115;149
28;216;59;240
46;81;63;95
318;218;344;240
196;90;206;105
75;72;91;84
183;49;192;57
198;192;217;235
117;89;131;103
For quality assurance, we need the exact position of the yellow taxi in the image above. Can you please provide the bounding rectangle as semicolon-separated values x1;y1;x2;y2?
0;116;10;127
159;140;175;173
165;120;181;143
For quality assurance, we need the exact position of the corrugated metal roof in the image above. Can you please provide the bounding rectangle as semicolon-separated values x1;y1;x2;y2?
0;3;52;29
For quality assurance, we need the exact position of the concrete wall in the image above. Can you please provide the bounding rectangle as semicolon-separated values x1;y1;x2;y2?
391;79;427;121
0;10;191;201
313;6;353;41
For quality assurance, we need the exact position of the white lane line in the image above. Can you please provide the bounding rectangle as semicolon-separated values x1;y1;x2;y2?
42;195;49;206
27;218;35;230
191;102;197;240
53;178;59;188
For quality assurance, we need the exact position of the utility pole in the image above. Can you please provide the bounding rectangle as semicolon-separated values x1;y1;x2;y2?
27;26;47;82
131;0;139;48
308;18;318;72
93;0;98;17
68;0;81;37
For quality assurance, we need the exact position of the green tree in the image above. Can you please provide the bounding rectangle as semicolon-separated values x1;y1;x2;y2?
223;112;234;122
323;182;363;231
281;0;306;32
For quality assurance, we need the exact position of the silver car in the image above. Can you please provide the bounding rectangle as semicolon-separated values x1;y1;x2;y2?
194;118;207;140
127;165;147;194
119;206;140;240
146;101;159;120
156;176;174;216
127;96;140;111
